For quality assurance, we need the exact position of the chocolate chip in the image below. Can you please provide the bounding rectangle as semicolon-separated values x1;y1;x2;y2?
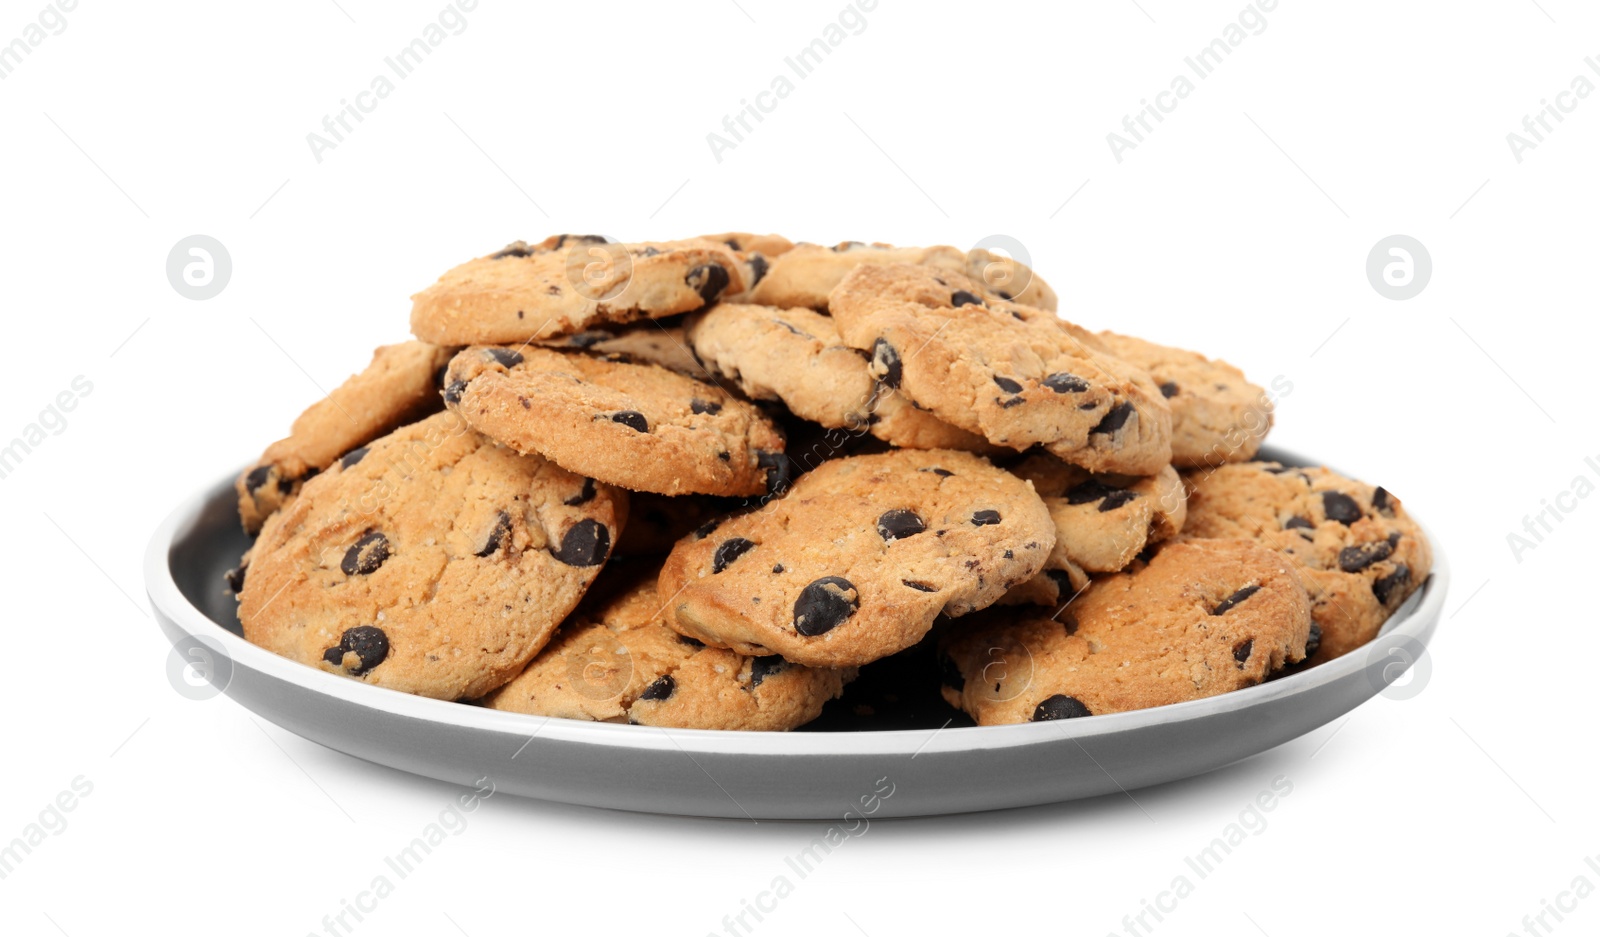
1212;585;1261;615
244;464;273;494
749;656;787;688
712;537;756;573
940;655;965;691
1372;564;1410;606
339;447;369;470
951;290;983;307
491;243;533;259
322;625;389;676
998;396;1025;408
1338;539;1394;573
686;263;730;304
277;471;300;494
612;410;649;433
971;510;1002;526
1043;372;1090;394
475;511;512;557
567;331;610;348
1284;515;1314;530
1091;402;1134;435
639;675;676;701
690;398;722;415
443;379;467;405
901;580;937;592
636;246;661;258
1304;623;1322;658
793;576;858;636
1159;381;1180;398
921;467;954;477
1032;695;1091;721
677;634;705;648
484;347;524;368
772;563;784;573
993;375;1023;393
553;234;607;249
341;531;390;576
747;254;769;286
1233;638;1254;666
876;509;927;542
758;450;791;495
1322;491;1363;525
870;338;902;388
550;519;610;567
564;478;596;506
1372;487;1394;516
693;519;721;540
224;562;247;594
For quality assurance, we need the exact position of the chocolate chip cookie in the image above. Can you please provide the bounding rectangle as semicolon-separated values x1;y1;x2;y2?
482;564;851;730
749;240;1057;312
1182;461;1431;664
238;411;624;700
538;320;703;377
941;538;1313;724
1001;454;1188;606
236;341;455;534
1095;331;1275;468
829;263;1173;475
441;345;786;497
658;449;1055;668
410;236;751;346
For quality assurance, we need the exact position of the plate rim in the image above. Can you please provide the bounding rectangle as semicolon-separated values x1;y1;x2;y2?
146;452;1449;759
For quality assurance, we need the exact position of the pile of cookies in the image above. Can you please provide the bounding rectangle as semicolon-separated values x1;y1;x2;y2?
228;234;1432;731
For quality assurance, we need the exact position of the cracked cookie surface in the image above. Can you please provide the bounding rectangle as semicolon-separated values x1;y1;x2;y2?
442;345;786;497
236;340;455;534
1182;461;1431;664
482;564;852;730
658;449;1054;668
239;411;623;701
410;235;751;346
829;263;1172;475
942;538;1312;724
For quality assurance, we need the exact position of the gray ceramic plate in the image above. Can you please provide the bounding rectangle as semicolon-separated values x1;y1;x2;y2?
145;448;1447;819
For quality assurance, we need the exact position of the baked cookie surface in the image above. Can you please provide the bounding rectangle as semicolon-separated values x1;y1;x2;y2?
1096;331;1274;468
658;449;1054;668
750;240;1056;312
537;320;703;377
410;236;751;346
441;345;786;497
238;411;623;701
1001;454;1188;605
1182;461;1431;663
942;538;1313;724
236;341;455;534
482;565;851;730
829;263;1172;475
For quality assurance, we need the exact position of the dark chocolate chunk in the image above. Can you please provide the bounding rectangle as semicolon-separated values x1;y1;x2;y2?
712;537;756;573
1321;491;1363;525
484;346;523;368
1032;694;1091;721
611;410;649;433
749;655;787;688
1338;539;1394;573
690;398;722;415
339;447;369;470
1233;638;1254;666
993;375;1023;393
901;580;938;592
563;478;597;507
871;338;902;388
792;576;858;636
638;675;676;701
1091;401;1134;435
475;511;512;557
876;509;927;542
686;263;730;304
971;509;1002;526
1043;372;1090;394
341;531;391;576
1372;564;1411;606
950;290;983;307
1212;584;1261;615
550;519;610;567
322;626;389;676
1159;381;1180;398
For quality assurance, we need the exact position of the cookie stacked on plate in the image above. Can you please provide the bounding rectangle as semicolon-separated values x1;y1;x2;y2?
229;234;1431;731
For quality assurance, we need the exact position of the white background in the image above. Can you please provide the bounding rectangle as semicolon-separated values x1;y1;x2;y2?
1;1;1595;934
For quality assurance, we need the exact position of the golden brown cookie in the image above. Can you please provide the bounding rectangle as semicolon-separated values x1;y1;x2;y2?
829;263;1173;475
1095;331;1275;468
1182;461;1432;664
941;538;1314;724
749;240;1056;311
441;345;787;497
658;449;1054;669
1000;454;1188;605
410;236;752;346
483;565;851;730
236;341;455;534
239;411;623;701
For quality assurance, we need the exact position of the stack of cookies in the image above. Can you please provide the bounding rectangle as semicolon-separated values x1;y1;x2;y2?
228;235;1432;731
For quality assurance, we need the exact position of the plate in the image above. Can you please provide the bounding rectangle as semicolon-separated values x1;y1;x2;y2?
145;448;1447;819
